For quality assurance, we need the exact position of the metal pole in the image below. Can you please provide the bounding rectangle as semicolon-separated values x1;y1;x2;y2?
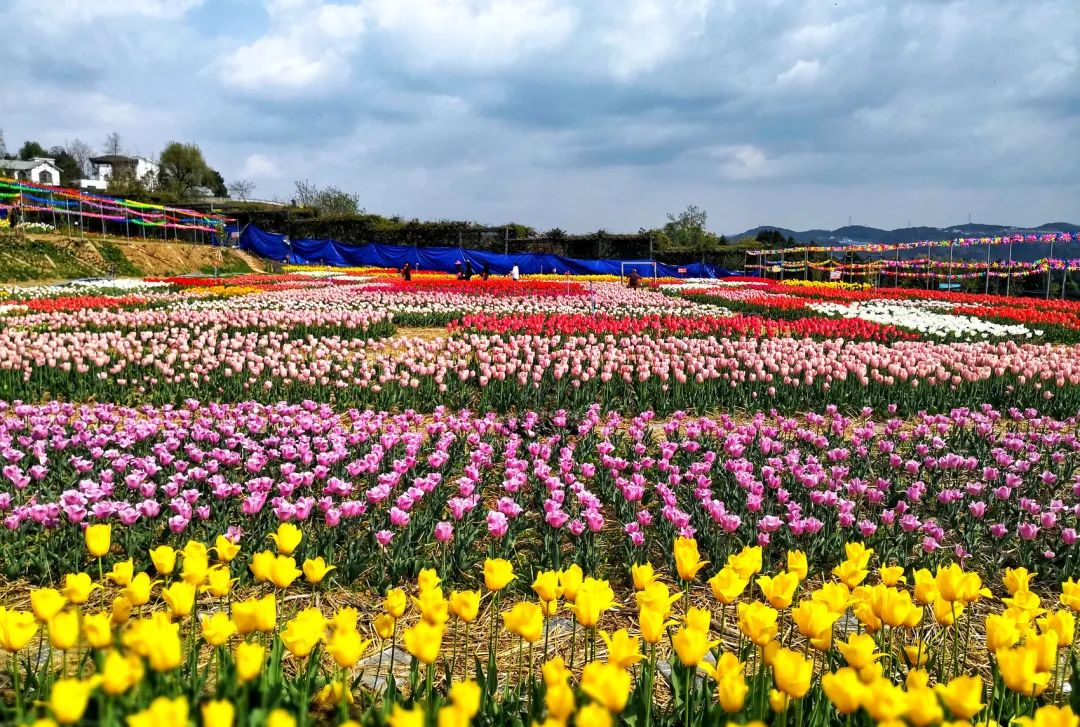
1005;238;1014;297
985;240;992;294
895;244;900;288
804;248;808;280
925;238;931;290
780;249;785;281
1045;237;1055;300
947;238;955;289
78;197;84;239
504;228;508;256
648;235;654;261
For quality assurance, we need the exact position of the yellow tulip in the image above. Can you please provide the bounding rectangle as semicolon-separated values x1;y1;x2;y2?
402;619;444;665
235;640;266;683
503;601;544;643
1037;609;1075;648
708;567;749;605
302;557;336;585
414;588;449;626
844;542;874;569
269;522;303;555
737;601;778;646
374;613;396;640
1004;589;1047;623
30;588;66;622
149;545;176;576
3;608;40;650
107;559;134;587
331;607;359;634
84;524;111;558
906;686;944;727
836;633;881;670
50;677;101;724
201;611;237;647
772;647;813;699
448;590;481;623
384;587;408;618
673;536;708;581
791;600;840;651
832;559;868;589
249;550;275;583
449;680;481;718
581;660;632;713
532;570;563;602
570;577;615;628
1062;578;1080;611
182;540;208;562
726;545;762;579
280;608;327;657
268;555;302;589
574;704;614;727
110;596;132;625
101;649;143;695
996;645;1051;696
162;581;196;618
879;565;906;586
599;628;643;669
862;679;909;723
232;594;276;635
635;581;681;617
874;586;919;628
82;611;112;649
200;566;233;598
684;606;711;634
388;704;425;727
559;564;583;602
61;572;98;605
631;562;657;591
638;606;674;645
142;618;183;672
1028;631;1060;673
49;610;81;650
327;627;371;667
811;582;852;614
126;696;189;727
821;667;863;714
672;626;718;666
483;558;516;592
314;681;353;709
1014;705;1080;727
787;550;808;581
717;672;748;713
757;571;800;609
935;563;985;603
545;681;576;721
121;572;155;607
201;700;234;727
902;643;930;669
417;568;441;594
1004;567;1035;596
266;709;297;727
181;552;210;587
769;689;790;714
213;534;241;563
935;675;985;720
912;568;938;605
542;656;571;686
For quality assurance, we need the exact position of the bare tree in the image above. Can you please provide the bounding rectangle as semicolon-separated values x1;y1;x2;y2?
65;138;95;176
103;132;123;156
227;179;256;201
0;127;6;158
293;179;361;215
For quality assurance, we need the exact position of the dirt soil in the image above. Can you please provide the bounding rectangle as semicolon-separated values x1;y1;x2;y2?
108;239;265;276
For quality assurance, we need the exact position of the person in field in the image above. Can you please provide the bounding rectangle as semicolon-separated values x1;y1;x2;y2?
627;268;641;289
400;262;412;281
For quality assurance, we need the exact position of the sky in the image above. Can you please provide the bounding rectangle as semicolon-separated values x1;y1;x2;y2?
1;0;1078;234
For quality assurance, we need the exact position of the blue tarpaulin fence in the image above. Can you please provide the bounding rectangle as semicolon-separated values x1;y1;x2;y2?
237;225;734;279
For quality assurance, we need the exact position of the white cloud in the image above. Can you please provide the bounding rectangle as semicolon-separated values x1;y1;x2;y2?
7;0;205;25
239;153;282;179
776;59;821;86
600;0;712;80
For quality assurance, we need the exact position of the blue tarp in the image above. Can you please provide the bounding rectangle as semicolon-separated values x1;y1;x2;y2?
239;224;735;278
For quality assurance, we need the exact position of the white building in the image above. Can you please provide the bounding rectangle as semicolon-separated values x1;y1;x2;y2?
0;157;63;185
80;154;159;191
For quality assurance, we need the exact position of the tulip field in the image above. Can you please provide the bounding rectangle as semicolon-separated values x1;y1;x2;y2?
0;268;1077;726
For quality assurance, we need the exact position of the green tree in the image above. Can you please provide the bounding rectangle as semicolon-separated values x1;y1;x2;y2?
159;142;212;199
18;141;47;160
293;179;361;215
663;204;720;259
207;169;228;197
47;146;83;185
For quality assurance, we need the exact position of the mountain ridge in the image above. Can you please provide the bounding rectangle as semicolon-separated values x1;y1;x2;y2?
731;222;1080;245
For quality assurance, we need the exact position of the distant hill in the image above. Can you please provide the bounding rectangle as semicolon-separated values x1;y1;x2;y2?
730;222;1080;245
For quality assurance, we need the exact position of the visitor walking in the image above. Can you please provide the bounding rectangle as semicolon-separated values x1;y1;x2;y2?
401;262;412;281
511;264;520;281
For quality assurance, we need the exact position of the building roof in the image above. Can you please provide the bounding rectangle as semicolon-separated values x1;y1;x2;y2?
89;154;158;166
0;157;59;171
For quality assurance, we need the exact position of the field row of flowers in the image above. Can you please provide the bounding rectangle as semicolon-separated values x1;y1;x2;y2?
2;327;1079;413
0;400;1075;583
0;517;1076;725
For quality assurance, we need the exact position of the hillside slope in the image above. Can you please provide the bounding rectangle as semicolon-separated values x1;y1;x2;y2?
0;233;264;282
